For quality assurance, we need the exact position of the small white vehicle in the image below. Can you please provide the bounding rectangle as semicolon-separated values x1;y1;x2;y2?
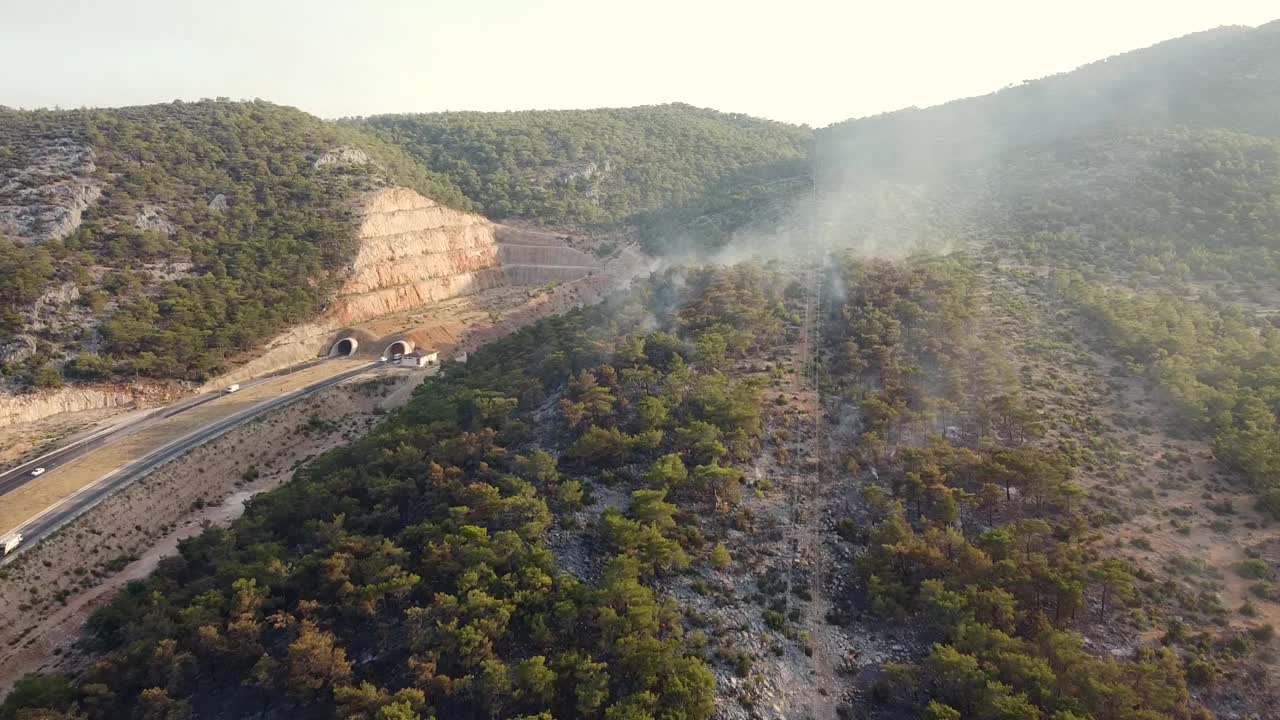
30;467;46;477
225;384;240;394
2;533;21;555
379;356;388;362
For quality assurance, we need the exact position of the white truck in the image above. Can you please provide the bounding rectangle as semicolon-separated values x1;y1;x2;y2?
225;384;240;394
2;533;22;555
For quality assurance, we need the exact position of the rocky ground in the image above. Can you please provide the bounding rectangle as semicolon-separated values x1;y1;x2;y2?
0;138;101;245
982;270;1280;713
530;262;857;719
670;265;866;720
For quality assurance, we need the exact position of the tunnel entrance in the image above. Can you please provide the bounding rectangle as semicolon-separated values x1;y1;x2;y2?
330;337;358;357
385;340;413;358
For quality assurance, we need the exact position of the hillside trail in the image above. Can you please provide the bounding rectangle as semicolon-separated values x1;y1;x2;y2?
778;260;842;720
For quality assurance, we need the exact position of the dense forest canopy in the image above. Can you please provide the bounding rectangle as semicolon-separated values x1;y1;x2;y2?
984;127;1280;280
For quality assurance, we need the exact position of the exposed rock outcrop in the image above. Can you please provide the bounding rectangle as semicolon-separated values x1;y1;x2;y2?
554;159;611;184
132;205;175;235
326;187;506;324
0;140;102;244
0;335;36;365
28;282;82;332
207;193;229;212
314;145;374;169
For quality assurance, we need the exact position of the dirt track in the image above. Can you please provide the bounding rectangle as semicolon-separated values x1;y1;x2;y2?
777;261;842;720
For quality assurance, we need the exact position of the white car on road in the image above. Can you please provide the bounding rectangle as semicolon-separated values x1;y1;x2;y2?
30;467;46;477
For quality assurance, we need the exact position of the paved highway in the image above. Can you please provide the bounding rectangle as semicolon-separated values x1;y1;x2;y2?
0;361;377;564
0;394;218;498
0;358;333;499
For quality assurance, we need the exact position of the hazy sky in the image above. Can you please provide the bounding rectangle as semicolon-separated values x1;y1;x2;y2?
2;0;1276;127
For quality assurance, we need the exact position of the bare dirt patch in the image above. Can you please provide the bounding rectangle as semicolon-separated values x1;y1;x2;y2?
989;271;1280;634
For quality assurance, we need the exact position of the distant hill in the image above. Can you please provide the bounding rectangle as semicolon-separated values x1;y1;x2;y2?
349;103;811;228
809;21;1280;273
817;21;1280;184
8;19;1280;387
985;127;1280;278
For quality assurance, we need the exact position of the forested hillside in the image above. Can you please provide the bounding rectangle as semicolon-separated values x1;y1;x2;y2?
807;20;1280;529
7;10;1280;719
822;256;1279;718
824;258;1200;720
6;23;1280;388
0;264;793;719
808;21;1280;275
0;100;467;382
1056;276;1280;519
350;104;811;230
11;256;1274;718
994;128;1280;246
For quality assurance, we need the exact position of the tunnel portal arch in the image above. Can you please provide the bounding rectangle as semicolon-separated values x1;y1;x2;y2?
384;339;414;357
330;337;358;357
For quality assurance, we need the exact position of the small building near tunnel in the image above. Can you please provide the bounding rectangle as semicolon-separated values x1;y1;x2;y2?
398;351;439;367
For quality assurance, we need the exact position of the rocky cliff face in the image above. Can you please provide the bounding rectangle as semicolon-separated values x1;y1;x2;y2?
0;140;101;244
0;384;174;429
326;188;506;325
203;187;651;391
201;188;512;387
